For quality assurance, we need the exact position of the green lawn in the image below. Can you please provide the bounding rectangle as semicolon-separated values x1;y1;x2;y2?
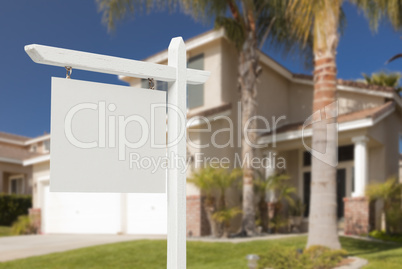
0;226;11;237
0;236;401;268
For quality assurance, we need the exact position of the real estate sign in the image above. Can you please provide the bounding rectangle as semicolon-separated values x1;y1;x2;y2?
50;78;167;193
25;38;210;269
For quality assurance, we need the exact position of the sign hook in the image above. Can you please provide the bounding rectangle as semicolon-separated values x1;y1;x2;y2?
148;78;155;90
65;66;72;79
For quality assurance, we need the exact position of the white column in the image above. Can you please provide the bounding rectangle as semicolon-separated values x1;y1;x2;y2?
263;150;276;203
264;150;277;179
352;136;369;197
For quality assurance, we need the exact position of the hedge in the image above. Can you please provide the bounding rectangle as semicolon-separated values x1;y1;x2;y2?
0;194;32;226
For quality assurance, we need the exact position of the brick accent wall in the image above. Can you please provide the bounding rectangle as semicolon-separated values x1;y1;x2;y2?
186;195;210;237
29;208;41;234
343;197;372;235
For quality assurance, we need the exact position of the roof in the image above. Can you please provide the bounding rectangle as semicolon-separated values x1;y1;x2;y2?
293;74;396;94
120;29;399;100
187;103;231;119
0;144;44;163
261;101;395;136
0;131;31;143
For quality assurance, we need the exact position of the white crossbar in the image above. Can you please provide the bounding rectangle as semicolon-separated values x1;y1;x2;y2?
25;44;210;85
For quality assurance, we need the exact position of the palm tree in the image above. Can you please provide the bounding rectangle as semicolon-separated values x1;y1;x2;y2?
366;177;402;234
188;167;242;237
288;0;402;249
96;0;311;235
362;71;402;93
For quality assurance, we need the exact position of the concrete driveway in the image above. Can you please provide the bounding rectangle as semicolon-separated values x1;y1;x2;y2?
0;234;166;262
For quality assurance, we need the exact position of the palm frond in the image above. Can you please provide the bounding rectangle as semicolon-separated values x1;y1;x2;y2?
96;0;177;30
362;71;402;88
215;17;245;50
351;0;402;31
179;0;230;22
254;0;314;68
386;53;402;64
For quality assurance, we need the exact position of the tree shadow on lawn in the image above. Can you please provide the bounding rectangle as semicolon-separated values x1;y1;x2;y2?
340;236;402;256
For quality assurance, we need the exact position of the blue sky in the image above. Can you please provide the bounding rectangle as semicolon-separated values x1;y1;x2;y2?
0;1;401;138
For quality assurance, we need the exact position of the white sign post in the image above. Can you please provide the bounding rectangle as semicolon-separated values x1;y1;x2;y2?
25;37;210;269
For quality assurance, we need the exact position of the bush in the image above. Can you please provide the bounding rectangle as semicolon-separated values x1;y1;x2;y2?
258;245;348;269
369;230;402;243
11;215;37;235
0;194;32;226
366;178;402;234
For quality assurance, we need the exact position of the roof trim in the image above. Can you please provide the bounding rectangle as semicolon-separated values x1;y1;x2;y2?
187;109;232;128
258;104;395;145
290;78;394;98
0;137;25;146
23;154;50;166
0;133;50;146
25;134;51;145
0;156;23;165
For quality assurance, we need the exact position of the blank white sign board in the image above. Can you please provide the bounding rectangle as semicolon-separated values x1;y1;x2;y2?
50;77;167;193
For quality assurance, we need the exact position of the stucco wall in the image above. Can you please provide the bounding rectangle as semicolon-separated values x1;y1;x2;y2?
256;65;290;127
32;161;50;208
0;162;32;195
289;83;313;124
338;91;385;115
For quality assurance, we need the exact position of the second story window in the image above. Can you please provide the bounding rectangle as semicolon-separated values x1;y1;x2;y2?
187;54;204;109
399;134;402;154
43;139;50;152
30;145;37;153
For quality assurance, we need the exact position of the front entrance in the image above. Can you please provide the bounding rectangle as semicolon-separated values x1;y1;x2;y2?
303;169;346;219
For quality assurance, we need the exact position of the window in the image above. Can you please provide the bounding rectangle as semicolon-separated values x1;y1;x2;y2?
303;151;311;167
140;54;204;109
338;145;354;162
399;134;402;154
303;145;354;167
303;172;311;217
9;175;24;194
43;139;50;152
187;54;204;109
352;167;355;193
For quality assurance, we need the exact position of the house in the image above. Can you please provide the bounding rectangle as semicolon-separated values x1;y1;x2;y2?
1;29;401;236
0;132;49;195
121;29;402;236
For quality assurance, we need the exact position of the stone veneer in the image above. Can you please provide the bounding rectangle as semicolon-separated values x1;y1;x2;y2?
186;195;210;237
343;197;373;235
29;208;41;234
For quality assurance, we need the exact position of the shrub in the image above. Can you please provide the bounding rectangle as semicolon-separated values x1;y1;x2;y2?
258;245;348;269
369;230;402;243
0;194;32;226
258;247;310;269
366;177;402;234
305;246;348;269
11;215;37;235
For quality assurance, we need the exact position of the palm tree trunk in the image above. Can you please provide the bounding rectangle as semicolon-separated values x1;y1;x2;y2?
204;204;220;237
307;2;341;249
240;32;260;236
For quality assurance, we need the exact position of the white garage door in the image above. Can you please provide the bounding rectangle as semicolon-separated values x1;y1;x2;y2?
42;184;167;235
43;184;121;234
126;193;167;234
